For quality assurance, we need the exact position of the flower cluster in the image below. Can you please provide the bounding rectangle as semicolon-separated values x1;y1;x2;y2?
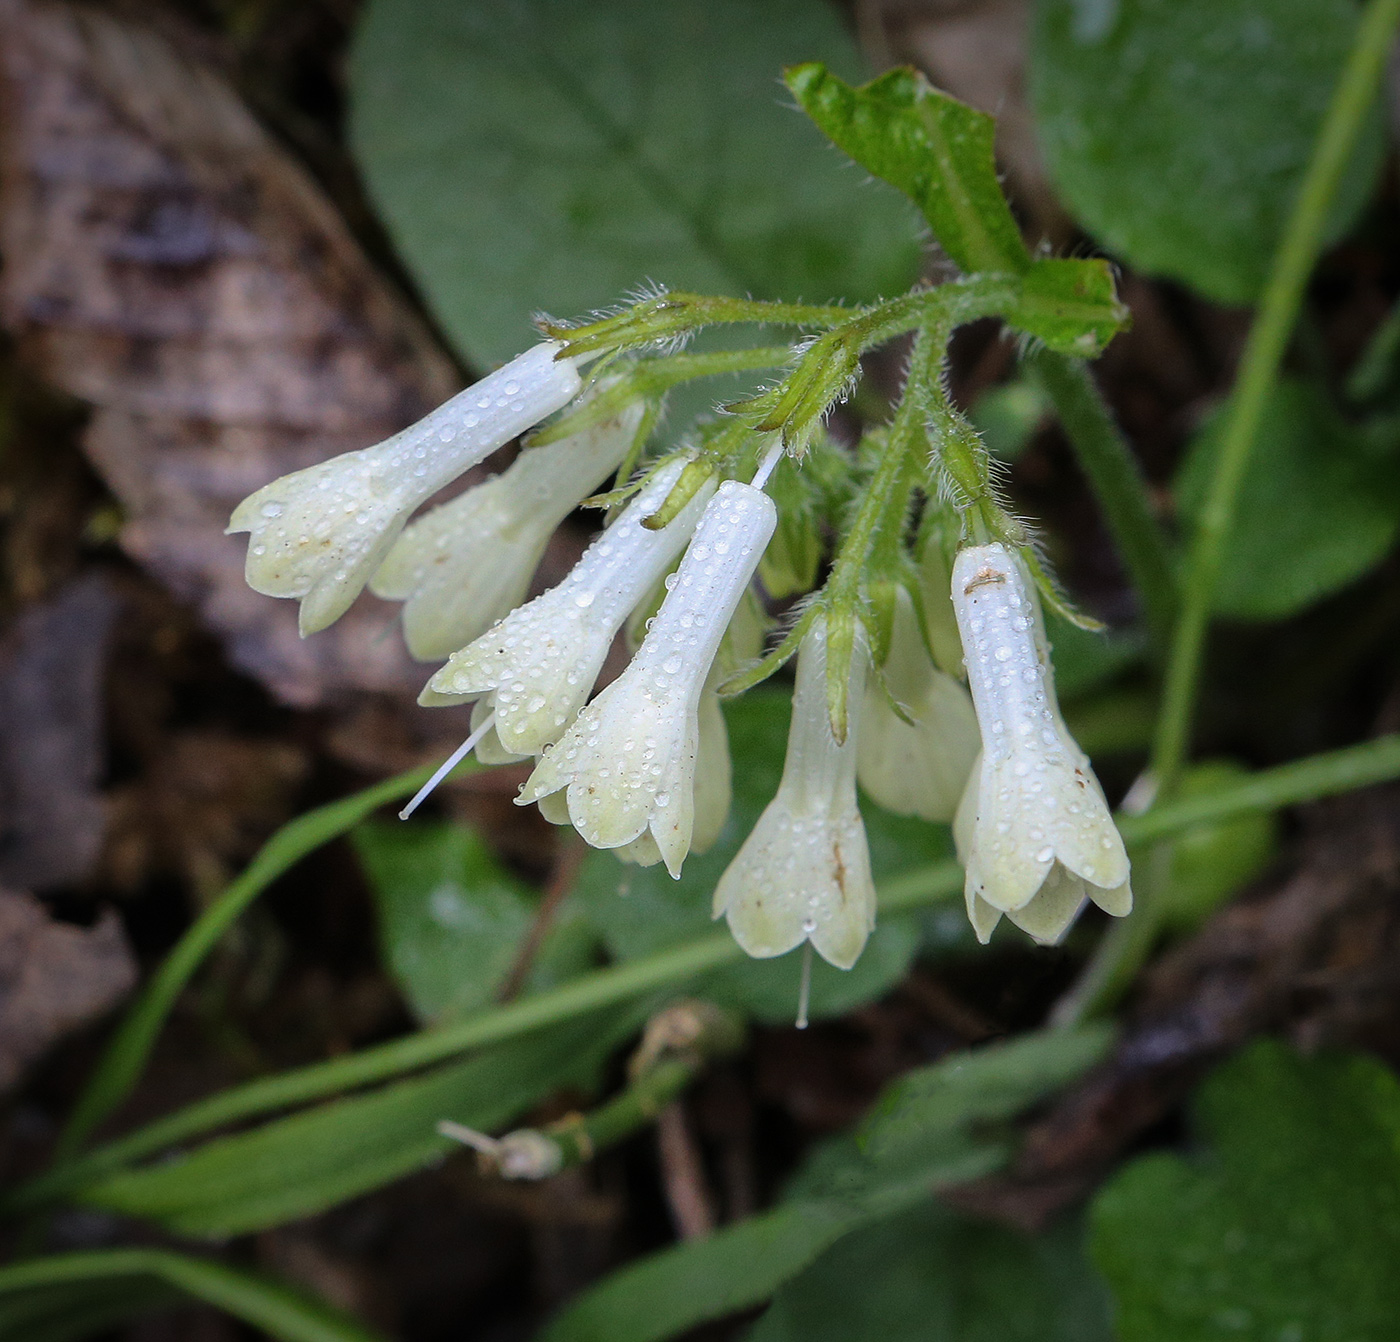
229;287;1132;972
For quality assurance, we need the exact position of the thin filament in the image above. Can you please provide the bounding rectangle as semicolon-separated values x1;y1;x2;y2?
399;710;497;819
795;942;814;1030
750;440;786;491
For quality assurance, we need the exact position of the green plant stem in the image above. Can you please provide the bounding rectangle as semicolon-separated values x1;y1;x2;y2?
57;761;463;1159
0;1249;383;1342
1057;731;1400;1026
1027;350;1178;648
21;734;1400;1214
1152;0;1400;791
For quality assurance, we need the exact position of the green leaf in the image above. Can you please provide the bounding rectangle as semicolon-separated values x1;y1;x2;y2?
354;820;596;1023
749;1204;1112;1342
349;0;922;370
1092;1039;1400;1342
1044;607;1145;700
1159;762;1277;932
77;1013;631;1237
1174;378;1400;619
572;689;955;1024
1030;0;1386;304
1006;257;1129;358
0;1277;176;1342
543;1027;1110;1342
785;63;1030;276
0;1250;382;1342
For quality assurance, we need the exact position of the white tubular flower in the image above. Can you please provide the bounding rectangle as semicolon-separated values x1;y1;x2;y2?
228;342;582;635
857;586;980;823
370;400;643;660
519;481;777;877
419;458;716;758
950;543;1131;945
713;618;876;970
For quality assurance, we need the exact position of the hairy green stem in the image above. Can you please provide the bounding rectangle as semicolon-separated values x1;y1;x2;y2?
1152;0;1400;790
1027;350;1178;648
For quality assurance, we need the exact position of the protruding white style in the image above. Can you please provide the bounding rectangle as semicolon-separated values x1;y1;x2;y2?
712;618;877;970
228;342;582;635
419;459;717;759
950;543;1131;945
371;400;642;660
519;480;777;877
857;586;980;823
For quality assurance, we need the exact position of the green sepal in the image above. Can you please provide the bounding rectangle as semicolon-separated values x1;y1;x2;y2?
718;602;819;698
824;604;858;745
864;579;899;669
642;458;716;530
1020;545;1106;633
760;460;824;599
785;63;1030;277
1005;258;1131;357
729;332;861;454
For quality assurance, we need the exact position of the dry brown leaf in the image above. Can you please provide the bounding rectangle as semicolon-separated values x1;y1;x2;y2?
0;884;135;1091
0;0;461;715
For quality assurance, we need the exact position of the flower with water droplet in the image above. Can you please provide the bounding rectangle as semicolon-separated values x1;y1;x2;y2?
950;542;1130;945
857;586;980;823
713;616;876;969
370;398;643;660
419;458;716;759
227;342;581;635
518;480;776;877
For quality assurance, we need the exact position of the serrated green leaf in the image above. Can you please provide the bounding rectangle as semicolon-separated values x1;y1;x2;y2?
572;689;955;1024
354;820;597;1024
349;0;921;371
543;1027;1109;1342
1030;0;1386;304
1091;1039;1400;1342
785;63;1030;276
77;1013;630;1237
749;1203;1112;1342
1174;378;1400;619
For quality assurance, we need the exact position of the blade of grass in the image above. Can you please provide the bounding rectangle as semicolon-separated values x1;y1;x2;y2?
20;735;1400;1214
0;1250;383;1342
57;759;469;1157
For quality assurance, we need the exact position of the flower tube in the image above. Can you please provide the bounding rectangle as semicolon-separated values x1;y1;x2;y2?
519;481;777;877
950;542;1131;945
228;342;581;634
419;458;716;759
713;617;876;969
857;586;980;823
371;400;643;660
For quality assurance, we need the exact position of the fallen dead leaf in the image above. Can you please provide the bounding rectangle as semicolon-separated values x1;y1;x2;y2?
0;884;135;1091
0;572;118;889
0;0;460;715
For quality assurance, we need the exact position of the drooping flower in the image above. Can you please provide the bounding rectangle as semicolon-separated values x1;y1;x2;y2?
857;586;980;823
712;617;876;970
228;342;581;634
370;399;643;660
419;458;716;759
518;480;777;876
950;542;1130;945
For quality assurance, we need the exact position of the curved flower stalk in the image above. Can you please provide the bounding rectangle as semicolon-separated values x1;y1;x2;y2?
228;342;582;634
857;586;980;823
950;542;1130;945
519;481;777;877
713;617;876;970
419;458;717;759
370;399;644;660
